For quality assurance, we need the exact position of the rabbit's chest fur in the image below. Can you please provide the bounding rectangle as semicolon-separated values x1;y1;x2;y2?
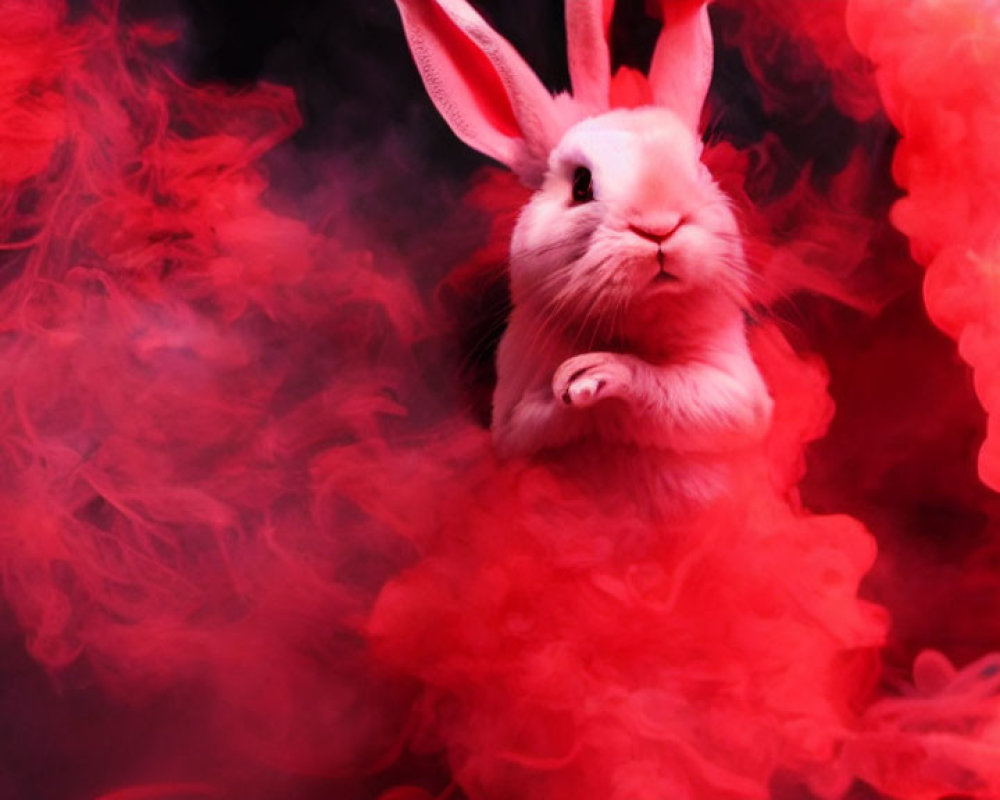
491;302;773;508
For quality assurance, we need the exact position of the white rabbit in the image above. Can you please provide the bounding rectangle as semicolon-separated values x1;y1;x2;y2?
396;0;773;507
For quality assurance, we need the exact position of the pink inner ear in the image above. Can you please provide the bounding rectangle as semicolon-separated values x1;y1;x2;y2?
422;1;521;140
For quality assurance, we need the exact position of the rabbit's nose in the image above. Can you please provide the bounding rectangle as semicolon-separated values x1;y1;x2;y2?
628;218;683;244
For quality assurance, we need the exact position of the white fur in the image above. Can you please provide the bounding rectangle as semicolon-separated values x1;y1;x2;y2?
396;0;773;508
494;107;772;472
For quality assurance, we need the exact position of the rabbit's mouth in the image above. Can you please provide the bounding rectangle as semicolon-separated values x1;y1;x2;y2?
648;251;680;286
652;268;680;284
648;267;681;290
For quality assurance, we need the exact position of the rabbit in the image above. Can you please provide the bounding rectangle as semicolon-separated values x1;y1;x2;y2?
395;0;773;508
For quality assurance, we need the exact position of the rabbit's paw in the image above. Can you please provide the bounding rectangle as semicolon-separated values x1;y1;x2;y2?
553;353;632;409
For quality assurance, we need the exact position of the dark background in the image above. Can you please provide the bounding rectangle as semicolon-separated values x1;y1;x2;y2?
177;0;570;175
165;0;773;181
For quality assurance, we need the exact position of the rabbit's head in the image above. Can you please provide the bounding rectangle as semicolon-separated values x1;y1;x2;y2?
510;105;746;351
396;0;746;351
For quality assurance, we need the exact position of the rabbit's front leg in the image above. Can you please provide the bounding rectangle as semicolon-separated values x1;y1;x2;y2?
493;353;629;457
553;351;772;452
552;352;633;408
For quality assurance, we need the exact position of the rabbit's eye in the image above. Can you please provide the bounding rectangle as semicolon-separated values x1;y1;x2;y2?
571;166;594;204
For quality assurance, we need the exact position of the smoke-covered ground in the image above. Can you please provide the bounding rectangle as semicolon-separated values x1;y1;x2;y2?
1;1;999;798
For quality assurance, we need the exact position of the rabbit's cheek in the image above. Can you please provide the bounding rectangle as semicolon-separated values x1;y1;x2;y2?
667;229;726;285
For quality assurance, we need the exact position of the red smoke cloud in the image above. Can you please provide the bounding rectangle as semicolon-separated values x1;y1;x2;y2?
1;1;999;799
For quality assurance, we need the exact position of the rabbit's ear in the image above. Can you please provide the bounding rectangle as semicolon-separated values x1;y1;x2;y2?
396;0;560;185
566;0;615;112
648;1;713;132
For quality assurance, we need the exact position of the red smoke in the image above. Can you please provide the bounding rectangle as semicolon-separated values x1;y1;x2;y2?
848;0;1000;492
1;1;999;799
